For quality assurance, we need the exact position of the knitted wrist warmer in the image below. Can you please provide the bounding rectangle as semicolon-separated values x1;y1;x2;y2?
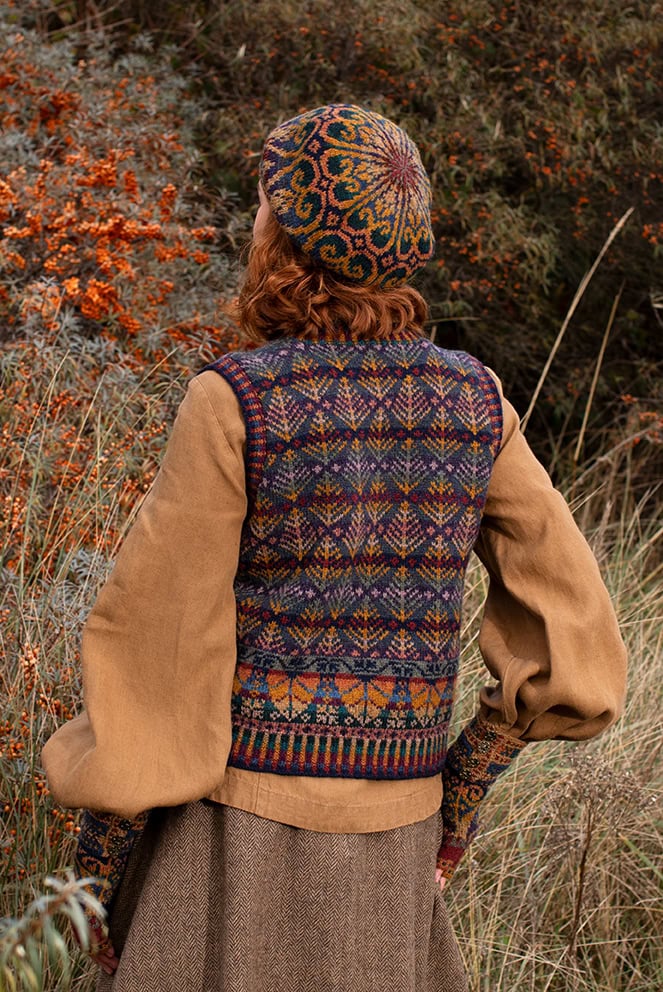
436;715;527;880
74;809;148;917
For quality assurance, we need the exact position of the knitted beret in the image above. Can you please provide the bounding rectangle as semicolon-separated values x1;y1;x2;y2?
259;104;434;289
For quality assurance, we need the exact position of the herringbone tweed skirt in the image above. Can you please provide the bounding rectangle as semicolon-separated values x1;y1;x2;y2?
97;800;468;992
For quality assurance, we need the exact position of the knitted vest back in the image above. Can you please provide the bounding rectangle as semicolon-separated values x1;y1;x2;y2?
204;333;502;779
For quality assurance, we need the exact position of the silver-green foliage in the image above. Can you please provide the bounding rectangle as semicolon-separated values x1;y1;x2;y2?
0;875;104;992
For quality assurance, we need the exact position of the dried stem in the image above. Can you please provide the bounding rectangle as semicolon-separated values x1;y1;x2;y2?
573;282;624;466
521;207;634;434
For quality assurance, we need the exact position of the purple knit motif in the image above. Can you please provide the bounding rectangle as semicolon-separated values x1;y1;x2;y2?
204;336;502;779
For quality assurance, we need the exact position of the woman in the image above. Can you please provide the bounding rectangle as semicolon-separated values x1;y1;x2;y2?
42;105;627;991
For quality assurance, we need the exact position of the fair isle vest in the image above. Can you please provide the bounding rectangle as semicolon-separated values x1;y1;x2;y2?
203;330;502;779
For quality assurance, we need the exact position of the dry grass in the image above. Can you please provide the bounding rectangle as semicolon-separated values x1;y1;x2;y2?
1;4;661;988
1;327;662;991
447;457;662;991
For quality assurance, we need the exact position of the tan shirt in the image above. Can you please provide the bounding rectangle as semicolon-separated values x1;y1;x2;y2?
42;367;627;830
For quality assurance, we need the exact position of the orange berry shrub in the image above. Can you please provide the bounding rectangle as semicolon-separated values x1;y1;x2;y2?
166;0;662;480
0;1;238;947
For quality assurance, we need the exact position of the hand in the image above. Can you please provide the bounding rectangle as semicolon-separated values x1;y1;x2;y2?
74;913;120;976
435;868;447;891
88;916;120;976
92;940;120;977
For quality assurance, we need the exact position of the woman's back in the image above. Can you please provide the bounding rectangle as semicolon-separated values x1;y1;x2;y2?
205;333;501;781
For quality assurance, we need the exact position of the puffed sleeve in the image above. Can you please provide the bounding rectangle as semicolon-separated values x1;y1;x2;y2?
437;374;627;879
41;373;248;818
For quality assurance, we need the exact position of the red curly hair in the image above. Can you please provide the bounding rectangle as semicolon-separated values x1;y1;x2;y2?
236;212;428;343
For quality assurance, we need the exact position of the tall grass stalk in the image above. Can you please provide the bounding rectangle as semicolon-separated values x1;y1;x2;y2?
1;330;209;989
450;450;662;991
2;319;661;989
520;207;634;434
573;283;624;466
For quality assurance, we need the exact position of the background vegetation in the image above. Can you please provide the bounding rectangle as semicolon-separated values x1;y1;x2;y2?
1;0;661;989
31;0;663;480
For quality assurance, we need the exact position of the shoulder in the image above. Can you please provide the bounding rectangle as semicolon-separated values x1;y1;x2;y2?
424;342;503;402
188;369;247;449
423;341;493;380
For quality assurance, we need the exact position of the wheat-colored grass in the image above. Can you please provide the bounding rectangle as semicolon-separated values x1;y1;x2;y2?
448;498;662;992
2;325;661;991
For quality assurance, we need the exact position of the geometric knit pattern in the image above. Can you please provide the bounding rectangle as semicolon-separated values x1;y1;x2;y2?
74;809;148;920
436;716;527;879
203;330;503;782
260;104;435;288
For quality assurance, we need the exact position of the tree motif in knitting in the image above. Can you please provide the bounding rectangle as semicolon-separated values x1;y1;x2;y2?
207;337;502;778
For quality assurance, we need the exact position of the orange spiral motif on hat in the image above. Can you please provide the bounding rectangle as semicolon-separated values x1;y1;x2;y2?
260;105;435;288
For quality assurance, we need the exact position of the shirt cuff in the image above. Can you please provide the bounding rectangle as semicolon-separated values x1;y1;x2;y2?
437;715;527;879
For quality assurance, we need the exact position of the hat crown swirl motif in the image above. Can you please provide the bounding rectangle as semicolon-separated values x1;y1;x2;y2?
260;105;435;288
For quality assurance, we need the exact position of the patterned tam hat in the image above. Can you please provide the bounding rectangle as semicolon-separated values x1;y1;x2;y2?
259;104;434;288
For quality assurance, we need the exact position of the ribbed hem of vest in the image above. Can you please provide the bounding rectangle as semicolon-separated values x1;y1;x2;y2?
229;722;449;779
